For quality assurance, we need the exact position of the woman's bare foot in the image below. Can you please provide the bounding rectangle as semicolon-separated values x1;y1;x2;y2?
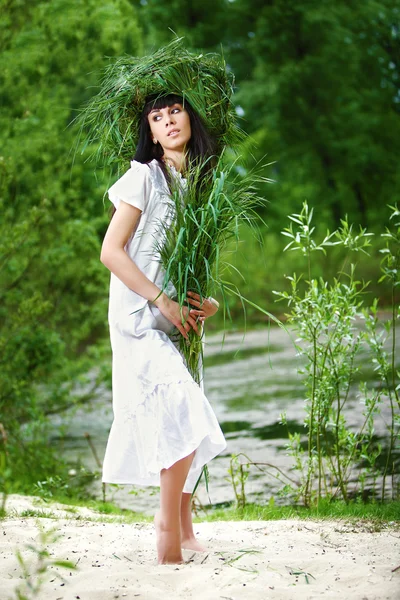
181;535;207;552
154;512;184;564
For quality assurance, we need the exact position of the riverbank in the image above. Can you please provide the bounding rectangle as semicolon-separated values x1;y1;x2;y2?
44;323;399;515
2;495;399;600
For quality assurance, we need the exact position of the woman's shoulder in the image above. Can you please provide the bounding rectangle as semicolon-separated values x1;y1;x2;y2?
113;159;168;199
127;159;152;177
141;159;169;196
128;159;161;180
108;160;150;194
108;161;156;211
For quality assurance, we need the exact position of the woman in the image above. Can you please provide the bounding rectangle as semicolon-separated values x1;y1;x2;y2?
100;92;227;565
79;39;242;564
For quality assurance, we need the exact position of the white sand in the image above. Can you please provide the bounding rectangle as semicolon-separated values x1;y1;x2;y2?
1;495;399;600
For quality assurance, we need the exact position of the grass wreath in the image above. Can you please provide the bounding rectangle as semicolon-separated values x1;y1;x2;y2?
77;37;243;167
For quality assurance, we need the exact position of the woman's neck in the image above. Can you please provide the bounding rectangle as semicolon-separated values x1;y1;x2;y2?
162;150;186;173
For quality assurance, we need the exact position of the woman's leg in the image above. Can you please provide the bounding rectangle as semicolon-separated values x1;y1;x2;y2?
155;451;195;564
180;492;206;551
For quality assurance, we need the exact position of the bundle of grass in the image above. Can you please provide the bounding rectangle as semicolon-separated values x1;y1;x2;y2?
157;155;275;381
77;37;243;169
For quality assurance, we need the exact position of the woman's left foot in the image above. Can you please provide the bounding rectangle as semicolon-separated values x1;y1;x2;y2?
154;512;184;564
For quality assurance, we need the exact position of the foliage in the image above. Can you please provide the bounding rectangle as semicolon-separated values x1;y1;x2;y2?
0;423;9;517
0;0;142;491
135;0;400;230
274;203;399;506
12;525;76;600
225;452;299;511
226;453;250;510
368;204;400;499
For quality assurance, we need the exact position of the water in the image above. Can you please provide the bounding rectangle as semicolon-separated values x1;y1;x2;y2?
51;326;397;514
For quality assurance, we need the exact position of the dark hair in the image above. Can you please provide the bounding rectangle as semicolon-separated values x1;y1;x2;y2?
133;94;217;174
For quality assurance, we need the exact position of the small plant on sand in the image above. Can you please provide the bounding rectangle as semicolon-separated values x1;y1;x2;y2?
226;454;250;509
0;423;10;517
274;202;399;506
12;525;76;600
226;452;299;510
363;204;400;501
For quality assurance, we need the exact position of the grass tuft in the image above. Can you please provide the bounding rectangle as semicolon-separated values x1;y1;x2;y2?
199;500;400;526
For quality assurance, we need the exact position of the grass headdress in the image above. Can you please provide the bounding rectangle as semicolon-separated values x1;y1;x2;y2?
78;38;243;166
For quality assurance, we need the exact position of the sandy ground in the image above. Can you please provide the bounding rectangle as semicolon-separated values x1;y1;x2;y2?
1;496;399;600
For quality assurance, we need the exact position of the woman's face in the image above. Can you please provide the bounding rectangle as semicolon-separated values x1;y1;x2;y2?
147;103;191;156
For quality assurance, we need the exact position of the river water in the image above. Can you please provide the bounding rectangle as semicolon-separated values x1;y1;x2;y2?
51;326;397;514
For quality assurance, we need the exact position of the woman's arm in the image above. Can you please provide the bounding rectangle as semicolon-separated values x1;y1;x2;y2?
101;201;199;339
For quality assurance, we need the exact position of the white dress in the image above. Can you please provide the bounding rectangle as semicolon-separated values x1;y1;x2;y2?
102;159;227;493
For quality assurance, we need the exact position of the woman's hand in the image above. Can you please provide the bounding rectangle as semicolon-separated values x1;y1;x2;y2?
154;293;200;339
186;291;219;321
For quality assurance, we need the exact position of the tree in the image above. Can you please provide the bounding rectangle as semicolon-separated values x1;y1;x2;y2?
0;0;143;489
134;0;400;229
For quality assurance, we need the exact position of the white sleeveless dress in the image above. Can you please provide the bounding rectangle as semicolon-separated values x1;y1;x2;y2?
102;159;226;493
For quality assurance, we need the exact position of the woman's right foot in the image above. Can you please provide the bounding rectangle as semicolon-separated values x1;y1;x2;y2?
181;535;207;552
154;512;184;564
